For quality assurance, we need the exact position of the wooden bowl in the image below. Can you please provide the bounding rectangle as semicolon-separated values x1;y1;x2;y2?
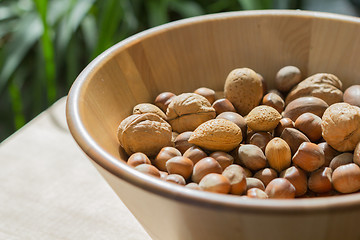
66;10;360;240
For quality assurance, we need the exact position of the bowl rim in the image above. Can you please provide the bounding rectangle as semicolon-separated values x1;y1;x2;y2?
66;9;360;214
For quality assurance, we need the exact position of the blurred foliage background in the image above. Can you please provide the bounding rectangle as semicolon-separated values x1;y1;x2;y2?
0;0;359;142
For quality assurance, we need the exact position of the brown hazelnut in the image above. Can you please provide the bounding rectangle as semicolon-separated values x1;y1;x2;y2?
134;164;161;178
237;144;267;171
318;142;340;167
222;164;247;195
183;146;207;164
253;168;278;186
194;87;216;104
165;174;186;185
332;163;360;193
262;93;285;114
153;147;181;171
280;166;307;197
185;182;201;190
117;113;172;157
154;92;175;112
322;103;360;152
265;178;296;199
166;156;194;179
216;112;247;140
246;105;282;132
159;171;169;179
294;113;322;142
248;132;272;152
212;98;236;115
268;89;284;100
209;151;234;171
247;188;269;199
258;73;267;96
265;137;292;172
274;118;295;137
174;131;195;154
329;153;353;171
199;173;231;194
343;85;360;107
246;177;265;191
308;167;333;193
127;152;151;167
242;167;253;178
192;157;222;183
275;66;302;93
292;142;325;172
280;128;310;156
166;93;216;133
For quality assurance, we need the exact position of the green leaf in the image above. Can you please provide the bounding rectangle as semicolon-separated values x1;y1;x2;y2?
169;0;204;18
237;0;273;10
0;12;43;94
145;0;170;27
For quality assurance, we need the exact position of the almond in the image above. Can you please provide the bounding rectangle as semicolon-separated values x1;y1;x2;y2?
246;105;282;132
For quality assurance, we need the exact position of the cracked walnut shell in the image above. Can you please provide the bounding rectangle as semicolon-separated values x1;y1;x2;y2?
117;113;172;156
166;93;216;133
321;103;360;152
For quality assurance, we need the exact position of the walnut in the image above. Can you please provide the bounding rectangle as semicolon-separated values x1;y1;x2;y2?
166;93;216;133
321;103;360;152
117;113;172;156
133;103;166;120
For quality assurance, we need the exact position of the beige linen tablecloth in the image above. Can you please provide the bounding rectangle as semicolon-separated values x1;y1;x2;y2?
0;97;151;240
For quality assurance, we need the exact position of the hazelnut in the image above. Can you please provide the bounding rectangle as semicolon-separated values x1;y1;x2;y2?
248;132;272;152
246;177;265;191
222;164;247;195
199;173;231;194
280;128;310;155
134;164;161;178
275;66;302;93
192;157;222;183
209;151;234;171
332;163;360;193
247;188;269;199
212;98;236;115
185;182;201;190
343;85;360;107
329;153;353;171
165;174;186;185
262;93;285;114
183;146;207;164
133;103;166;120
224;68;263;116
117;113;172;157
216;112;247;140
159;171;169;179
274;118;295;137
280;166;307;197
166;156;194;179
166;93;216;133
237;144;267;171
265;178;296;199
174;131;195;154
265;137;292;172
294;113;322;142
258;73;267;96
318;142;340;167
188;119;243;152
308;167;333;193
283;96;329;122
268;89;284;100
127;152;151;167
194;87;216;104
153;147;181;171
321;103;360;152
154;92;175;112
253;168;278;186
242;167;253;178
246;105;282;132
292;142;325;172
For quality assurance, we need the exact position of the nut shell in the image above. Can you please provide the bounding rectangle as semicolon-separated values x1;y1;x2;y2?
224;68;263;116
117;113;172;156
275;66;302;93
332;163;360;193
321;103;360;152
265;137;292;172
246;105;282;132
133;103;166;120
189;119;243;152
166;93;216;133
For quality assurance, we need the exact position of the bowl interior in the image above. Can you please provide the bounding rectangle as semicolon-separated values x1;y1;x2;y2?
67;10;360;210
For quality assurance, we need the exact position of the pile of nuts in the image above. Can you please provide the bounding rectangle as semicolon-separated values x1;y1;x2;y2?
117;66;360;199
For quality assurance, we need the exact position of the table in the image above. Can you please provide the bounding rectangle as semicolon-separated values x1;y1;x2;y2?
0;97;151;240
